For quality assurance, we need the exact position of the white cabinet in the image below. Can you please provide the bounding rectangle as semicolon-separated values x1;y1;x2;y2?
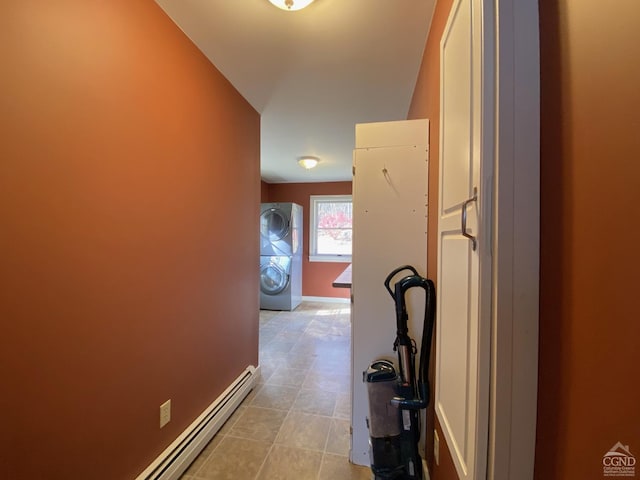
350;119;429;466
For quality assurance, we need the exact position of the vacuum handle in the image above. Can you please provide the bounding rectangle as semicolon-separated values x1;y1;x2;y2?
392;272;432;387
394;274;430;333
397;274;430;293
384;265;419;297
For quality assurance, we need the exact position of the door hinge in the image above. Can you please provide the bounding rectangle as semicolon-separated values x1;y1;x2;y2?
352;166;355;176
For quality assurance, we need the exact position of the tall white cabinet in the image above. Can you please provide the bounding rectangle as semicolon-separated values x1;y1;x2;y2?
350;119;429;466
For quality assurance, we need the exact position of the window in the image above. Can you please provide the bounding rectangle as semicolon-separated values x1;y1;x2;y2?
309;195;352;262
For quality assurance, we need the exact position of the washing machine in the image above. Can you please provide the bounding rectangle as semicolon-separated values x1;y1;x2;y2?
260;255;302;311
260;203;302;256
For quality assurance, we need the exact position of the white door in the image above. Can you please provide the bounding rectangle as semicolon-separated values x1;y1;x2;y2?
435;0;493;478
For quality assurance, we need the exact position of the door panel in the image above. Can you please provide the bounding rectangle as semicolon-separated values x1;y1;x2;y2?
441;0;472;212
436;0;489;478
437;235;470;456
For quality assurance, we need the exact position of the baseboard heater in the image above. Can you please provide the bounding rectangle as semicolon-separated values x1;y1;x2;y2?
136;365;260;480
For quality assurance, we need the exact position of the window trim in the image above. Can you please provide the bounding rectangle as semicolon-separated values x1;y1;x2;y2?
309;194;353;263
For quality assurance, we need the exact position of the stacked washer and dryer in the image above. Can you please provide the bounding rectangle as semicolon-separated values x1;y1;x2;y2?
259;203;302;311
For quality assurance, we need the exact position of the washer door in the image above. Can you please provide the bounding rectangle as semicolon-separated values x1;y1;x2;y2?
260;208;290;242
260;262;290;295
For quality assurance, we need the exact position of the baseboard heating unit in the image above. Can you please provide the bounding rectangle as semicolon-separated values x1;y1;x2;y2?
135;365;260;480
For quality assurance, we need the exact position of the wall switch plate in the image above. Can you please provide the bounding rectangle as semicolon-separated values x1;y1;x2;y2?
434;429;440;466
160;399;171;428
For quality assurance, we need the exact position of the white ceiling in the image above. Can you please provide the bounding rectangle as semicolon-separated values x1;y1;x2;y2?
155;0;434;183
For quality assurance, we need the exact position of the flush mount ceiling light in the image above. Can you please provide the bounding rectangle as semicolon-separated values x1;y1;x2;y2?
268;0;315;11
298;157;319;169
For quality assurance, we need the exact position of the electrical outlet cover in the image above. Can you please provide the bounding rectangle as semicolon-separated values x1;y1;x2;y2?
160;399;171;428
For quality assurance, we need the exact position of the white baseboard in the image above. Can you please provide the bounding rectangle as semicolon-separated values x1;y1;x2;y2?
135;365;260;480
302;296;350;304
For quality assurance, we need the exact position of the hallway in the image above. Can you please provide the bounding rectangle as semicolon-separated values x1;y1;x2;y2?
179;301;370;479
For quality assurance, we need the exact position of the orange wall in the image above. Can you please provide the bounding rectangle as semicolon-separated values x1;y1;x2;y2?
0;2;260;479
407;0;456;477
536;0;640;478
261;180;271;203
410;0;640;479
265;182;352;299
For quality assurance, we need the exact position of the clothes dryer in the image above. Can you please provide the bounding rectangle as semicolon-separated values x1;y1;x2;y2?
260;203;302;256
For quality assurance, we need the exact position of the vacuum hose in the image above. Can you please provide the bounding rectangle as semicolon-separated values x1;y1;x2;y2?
383;266;436;410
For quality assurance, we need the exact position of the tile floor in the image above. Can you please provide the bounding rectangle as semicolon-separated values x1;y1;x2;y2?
179;301;371;480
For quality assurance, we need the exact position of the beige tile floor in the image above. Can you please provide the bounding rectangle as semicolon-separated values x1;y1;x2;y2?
180;301;371;480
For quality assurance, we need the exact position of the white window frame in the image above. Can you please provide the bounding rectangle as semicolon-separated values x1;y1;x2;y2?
309;194;352;263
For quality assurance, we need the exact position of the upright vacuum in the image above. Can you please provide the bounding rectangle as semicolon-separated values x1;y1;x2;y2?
364;265;436;480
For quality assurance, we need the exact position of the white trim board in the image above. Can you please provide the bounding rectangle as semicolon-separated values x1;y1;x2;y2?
487;0;540;478
301;296;350;304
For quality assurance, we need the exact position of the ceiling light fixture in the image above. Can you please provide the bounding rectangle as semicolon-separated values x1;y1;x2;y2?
298;157;319;169
268;0;315;11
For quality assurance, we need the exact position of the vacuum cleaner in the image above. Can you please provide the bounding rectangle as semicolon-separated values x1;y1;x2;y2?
364;265;436;480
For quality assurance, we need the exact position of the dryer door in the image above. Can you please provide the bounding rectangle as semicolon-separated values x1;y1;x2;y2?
260;261;290;295
260;208;290;243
